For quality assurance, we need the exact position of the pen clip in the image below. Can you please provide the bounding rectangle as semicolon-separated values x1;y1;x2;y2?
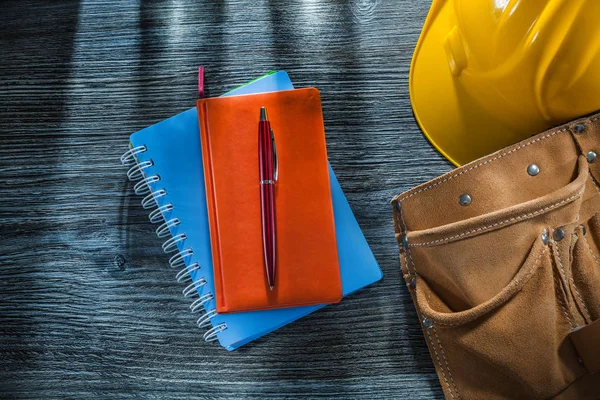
271;128;278;182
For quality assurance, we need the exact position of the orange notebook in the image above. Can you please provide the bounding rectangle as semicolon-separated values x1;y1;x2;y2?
197;88;342;313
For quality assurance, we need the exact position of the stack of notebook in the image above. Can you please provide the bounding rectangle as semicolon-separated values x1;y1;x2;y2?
120;71;382;350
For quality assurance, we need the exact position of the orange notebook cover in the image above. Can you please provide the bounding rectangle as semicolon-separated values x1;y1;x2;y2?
197;88;342;313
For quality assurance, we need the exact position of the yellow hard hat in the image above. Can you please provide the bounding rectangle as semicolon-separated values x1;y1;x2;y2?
410;0;600;166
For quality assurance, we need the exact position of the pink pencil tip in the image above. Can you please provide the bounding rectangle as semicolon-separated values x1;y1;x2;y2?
198;66;205;99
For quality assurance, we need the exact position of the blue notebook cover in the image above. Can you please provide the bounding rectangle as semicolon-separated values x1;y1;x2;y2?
128;71;382;350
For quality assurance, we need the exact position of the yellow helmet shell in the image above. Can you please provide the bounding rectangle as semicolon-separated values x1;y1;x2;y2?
410;0;600;166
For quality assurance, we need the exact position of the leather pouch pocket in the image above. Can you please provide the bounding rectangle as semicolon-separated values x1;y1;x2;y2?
572;213;600;321
413;235;587;399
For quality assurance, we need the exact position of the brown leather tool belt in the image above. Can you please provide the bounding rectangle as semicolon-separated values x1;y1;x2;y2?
393;112;600;399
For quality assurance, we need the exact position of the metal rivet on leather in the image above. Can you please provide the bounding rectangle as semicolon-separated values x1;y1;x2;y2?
541;229;549;245
574;124;585;134
587;151;597;163
395;201;401;213
423;318;434;329
527;164;540;176
458;194;472;206
401;234;408;248
553;228;565;242
407;277;416;289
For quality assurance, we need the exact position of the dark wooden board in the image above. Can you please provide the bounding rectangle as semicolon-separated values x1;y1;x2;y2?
0;0;452;398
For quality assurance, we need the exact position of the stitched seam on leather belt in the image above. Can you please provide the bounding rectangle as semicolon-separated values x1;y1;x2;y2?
396;205;461;398
582;233;600;268
396;117;600;203
555;245;592;321
409;189;585;247
422;315;457;399
588;174;600;195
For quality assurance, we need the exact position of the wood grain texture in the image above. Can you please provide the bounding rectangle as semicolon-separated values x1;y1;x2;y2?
0;0;453;398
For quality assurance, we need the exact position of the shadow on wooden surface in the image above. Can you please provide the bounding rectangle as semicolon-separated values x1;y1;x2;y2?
0;0;452;398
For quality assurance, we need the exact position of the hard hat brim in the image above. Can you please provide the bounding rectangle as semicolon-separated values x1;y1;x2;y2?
410;0;531;166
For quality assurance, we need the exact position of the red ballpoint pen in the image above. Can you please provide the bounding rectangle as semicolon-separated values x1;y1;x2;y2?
258;107;277;290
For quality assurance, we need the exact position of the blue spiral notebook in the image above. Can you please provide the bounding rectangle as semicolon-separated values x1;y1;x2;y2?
125;71;382;350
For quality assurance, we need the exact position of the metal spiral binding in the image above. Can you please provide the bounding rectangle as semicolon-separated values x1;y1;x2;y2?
121;145;147;165
169;248;194;268
190;294;213;312
156;218;180;238
161;233;186;253
176;262;200;283
134;175;160;195
183;278;208;298
204;323;227;342
142;190;167;209
197;309;218;328
149;204;174;224
127;160;153;181
190;293;214;313
121;146;227;344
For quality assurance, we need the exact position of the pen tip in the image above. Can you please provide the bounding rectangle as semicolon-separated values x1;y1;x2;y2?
269;285;274;291
260;107;267;121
